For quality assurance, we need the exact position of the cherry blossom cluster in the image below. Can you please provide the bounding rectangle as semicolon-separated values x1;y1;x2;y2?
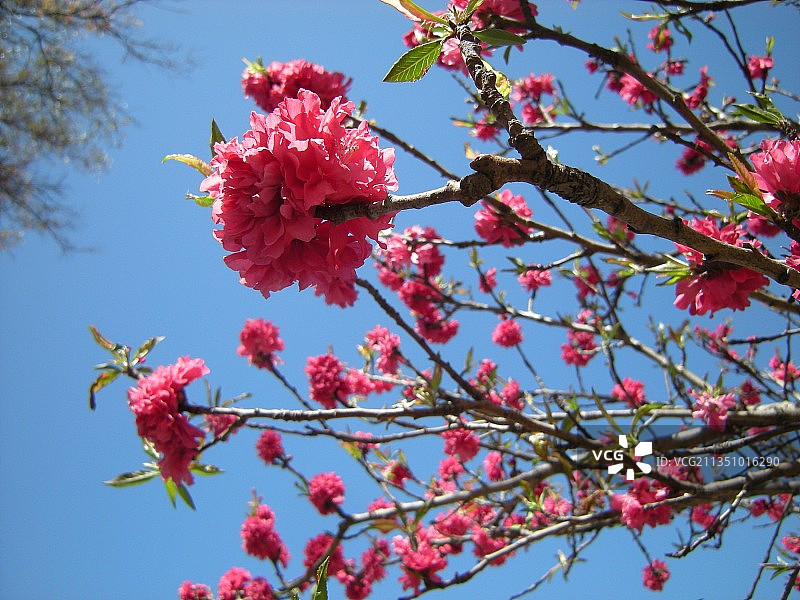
202;90;397;307
241;58;351;113
127;356;209;485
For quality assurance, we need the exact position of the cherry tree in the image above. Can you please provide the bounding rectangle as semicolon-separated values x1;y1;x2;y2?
88;1;800;598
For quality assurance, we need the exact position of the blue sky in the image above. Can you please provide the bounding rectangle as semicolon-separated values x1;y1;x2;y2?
1;1;798;598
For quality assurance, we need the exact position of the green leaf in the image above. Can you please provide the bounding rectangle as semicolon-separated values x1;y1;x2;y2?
379;0;448;23
185;193;216;207
383;39;444;83
88;325;121;353
732;103;782;125
340;441;364;461
729;193;771;217
176;482;196;510
104;469;159;487
474;29;527;47
164;477;178;507
89;370;120;410
462;0;486;19
209;119;226;157
161;154;212;176
131;335;164;367
190;463;224;477
630;402;666;434
312;556;330;600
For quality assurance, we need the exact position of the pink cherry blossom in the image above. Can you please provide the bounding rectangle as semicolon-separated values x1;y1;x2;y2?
414;307;459;344
647;26;673;53
241;58;351;112
492;316;523;347
308;472;345;514
483;451;505;481
306;353;350;409
685;66;712;109
783;535;800;554
619;74;657;108
392;528;448;592
611;378;646;408
769;352;800;383
204;413;239;439
127;356;208;486
739;380;761;406
256;429;284;465
241;504;290;566
674;217;768;316
383;460;413;488
512;73;555;103
217;568;274;600
474;189;534;247
303;533;347;576
642;559;670;591
442;428;481;463
518;268;551;292
365;325;402;374
472;525;510;565
750;139;800;218
237;318;284;370
691;389;736;431
501;379;524;410
178;581;213;600
479;267;498;293
747;55;774;80
203;91;396;307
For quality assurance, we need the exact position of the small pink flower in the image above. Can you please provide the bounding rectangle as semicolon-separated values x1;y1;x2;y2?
750;139;800;217
483;451;505;481
241;504;290;566
512;72;555;102
392;528;448;592
647;26;673;53
685;66;712;109
365;325;402;374
473;117;499;141
471;525;510;565
178;581;213;600
217;568;274;600
308;472;345;514
674;217;768;316
606;215;635;242
611;378;646;408
691;389;736;432
769;352;800;383
127;357;208;486
691;503;716;530
303;533;347;575
442;428;481;463
383;460;413;487
204;413;239;439
747;55;774;80
306;354;350;409
256;430;284;465
237;319;284;370
740;380;761;405
479;267;498;293
782;535;800;554
501;379;524;410
414;308;459;344
619;74;657;108
642;559;670;591
474;189;534;247
677;139;712;175
242;58;351;112
518;268;551;292
492;316;523;347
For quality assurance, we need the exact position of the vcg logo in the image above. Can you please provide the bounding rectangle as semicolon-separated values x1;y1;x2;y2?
591;435;653;481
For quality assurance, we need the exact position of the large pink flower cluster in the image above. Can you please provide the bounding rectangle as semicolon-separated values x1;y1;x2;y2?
441;428;480;463
242;58;352;112
674;217;769;316
127;356;208;485
237;318;284;370
392;527;449;592
241;503;290;566
611;377;646;408
202;91;397;307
